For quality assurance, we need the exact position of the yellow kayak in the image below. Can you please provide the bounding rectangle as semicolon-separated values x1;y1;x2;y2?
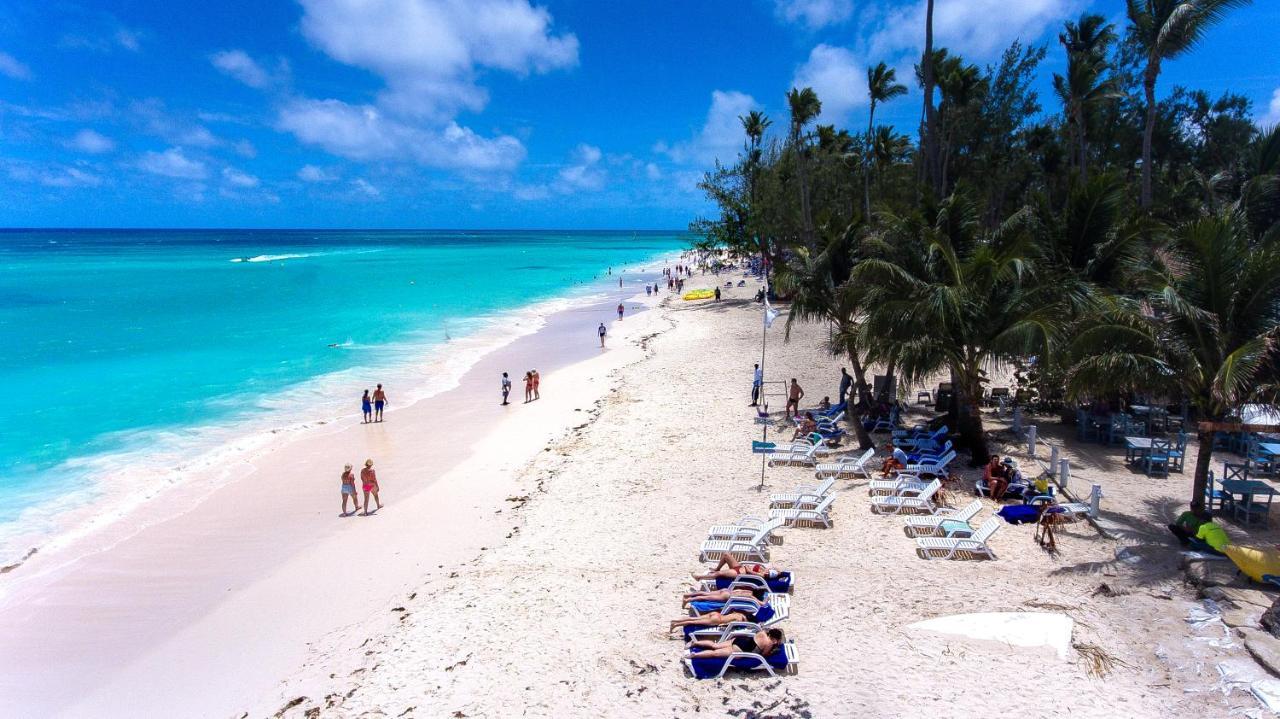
1223;544;1280;583
682;289;715;301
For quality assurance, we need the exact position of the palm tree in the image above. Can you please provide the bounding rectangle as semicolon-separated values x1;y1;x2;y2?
865;62;907;216
1054;13;1119;182
1068;211;1280;503
854;195;1077;463
787;87;822;250
740;110;773;260
1127;0;1252;209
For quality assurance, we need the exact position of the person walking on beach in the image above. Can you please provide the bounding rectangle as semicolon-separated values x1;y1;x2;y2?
598;322;607;348
531;369;541;400
786;378;804;417
340;463;361;516
714;286;721;301
372;384;388;422
361;390;373;424
617;302;625;320
523;371;534;403
750;364;763;406
501;372;512;405
838;368;852;406
360;459;382;514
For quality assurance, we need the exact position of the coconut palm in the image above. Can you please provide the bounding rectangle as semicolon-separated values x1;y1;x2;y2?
1127;0;1252;209
787;87;822;250
740;111;773;258
865;62;907;215
1068;211;1280;503
1054;13;1120;182
920;0;942;195
854;194;1080;463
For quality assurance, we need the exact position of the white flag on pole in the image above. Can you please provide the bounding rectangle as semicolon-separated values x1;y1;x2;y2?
764;298;779;328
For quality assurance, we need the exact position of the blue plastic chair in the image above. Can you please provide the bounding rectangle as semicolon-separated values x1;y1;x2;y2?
1145;438;1171;478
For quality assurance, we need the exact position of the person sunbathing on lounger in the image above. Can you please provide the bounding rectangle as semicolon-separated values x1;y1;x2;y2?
687;628;785;659
681;586;766;606
692;555;785;582
669;610;752;633
791;413;817;440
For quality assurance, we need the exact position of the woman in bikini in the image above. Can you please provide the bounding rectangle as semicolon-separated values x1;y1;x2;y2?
681;585;766;606
531;369;540;400
523;371;534;403
691;555;785;583
340;463;361;515
360;459;383;514
687;628;785;659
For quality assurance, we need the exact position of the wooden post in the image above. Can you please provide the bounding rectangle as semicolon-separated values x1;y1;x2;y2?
1027;425;1037;458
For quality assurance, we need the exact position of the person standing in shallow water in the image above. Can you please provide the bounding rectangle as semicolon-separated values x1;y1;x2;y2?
360;459;382;514
617;302;625;320
361;390;372;423
372;384;388;422
340;463;361;516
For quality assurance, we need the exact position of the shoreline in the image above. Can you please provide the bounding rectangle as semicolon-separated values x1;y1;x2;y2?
0;259;681;716
0;255;668;580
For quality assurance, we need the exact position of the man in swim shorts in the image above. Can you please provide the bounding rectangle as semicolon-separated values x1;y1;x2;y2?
372;384;388;422
598;322;607;348
617;302;625;320
501;372;511;405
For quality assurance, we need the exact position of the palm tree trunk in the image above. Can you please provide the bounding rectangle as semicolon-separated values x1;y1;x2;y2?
1140;60;1158;209
1191;428;1214;508
921;0;942;196
1076;107;1088;183
794;136;815;250
864;101;876;218
956;366;990;466
848;355;876;450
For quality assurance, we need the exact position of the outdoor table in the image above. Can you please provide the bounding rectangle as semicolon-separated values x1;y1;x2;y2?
1221;479;1277;525
1124;436;1152;464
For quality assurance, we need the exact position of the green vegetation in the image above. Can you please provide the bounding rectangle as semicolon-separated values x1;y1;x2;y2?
693;1;1277;502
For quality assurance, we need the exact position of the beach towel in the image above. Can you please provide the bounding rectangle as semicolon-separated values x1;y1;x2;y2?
997;504;1041;524
687;648;788;679
714;572;792;593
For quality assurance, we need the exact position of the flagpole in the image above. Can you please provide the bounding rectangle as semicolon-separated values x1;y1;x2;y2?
759;247;771;490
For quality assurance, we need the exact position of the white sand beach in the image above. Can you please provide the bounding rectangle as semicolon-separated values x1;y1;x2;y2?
3;271;1275;718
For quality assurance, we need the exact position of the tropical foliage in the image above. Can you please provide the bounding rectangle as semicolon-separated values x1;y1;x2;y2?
693;2;1278;499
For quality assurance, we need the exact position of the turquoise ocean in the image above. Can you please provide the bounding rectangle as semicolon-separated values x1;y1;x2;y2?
0;229;687;557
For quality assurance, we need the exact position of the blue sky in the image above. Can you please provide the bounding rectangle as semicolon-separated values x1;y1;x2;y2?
0;0;1276;229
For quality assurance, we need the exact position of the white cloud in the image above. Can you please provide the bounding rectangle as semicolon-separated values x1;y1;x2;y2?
1262;88;1280;127
868;0;1079;60
222;166;260;188
555;143;605;191
233;140;257;158
210;49;270;88
277;97;526;172
774;0;854;30
351;178;382;199
137;147;208;179
645;162;662;180
6;162;102;188
298;0;578;119
0;51;32;81
793;44;868;124
115;28;141;52
67;129;116;154
298;164;339;183
658;90;759;166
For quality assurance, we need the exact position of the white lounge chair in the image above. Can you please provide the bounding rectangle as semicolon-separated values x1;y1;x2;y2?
683;638;799;679
1045;502;1092;522
905;449;956;478
768;477;835;509
871;479;942;515
903;500;983;537
767;439;826;467
814;448;875;480
699;519;784;563
867;472;929;496
768;494;836;528
915;516;1001;560
705;515;774;541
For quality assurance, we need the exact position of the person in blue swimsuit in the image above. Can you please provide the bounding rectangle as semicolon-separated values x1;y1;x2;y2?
361;389;372;424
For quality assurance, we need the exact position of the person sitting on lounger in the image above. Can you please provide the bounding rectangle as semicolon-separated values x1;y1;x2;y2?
982;455;1011;501
692;555;784;583
817;396;831;411
880;441;908;476
687;628;785;659
791;413;817;440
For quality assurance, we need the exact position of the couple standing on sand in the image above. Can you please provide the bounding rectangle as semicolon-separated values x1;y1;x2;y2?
340;459;384;516
360;384;388;423
499;370;540;405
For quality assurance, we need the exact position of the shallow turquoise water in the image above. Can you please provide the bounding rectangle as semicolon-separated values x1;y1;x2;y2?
0;229;686;526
